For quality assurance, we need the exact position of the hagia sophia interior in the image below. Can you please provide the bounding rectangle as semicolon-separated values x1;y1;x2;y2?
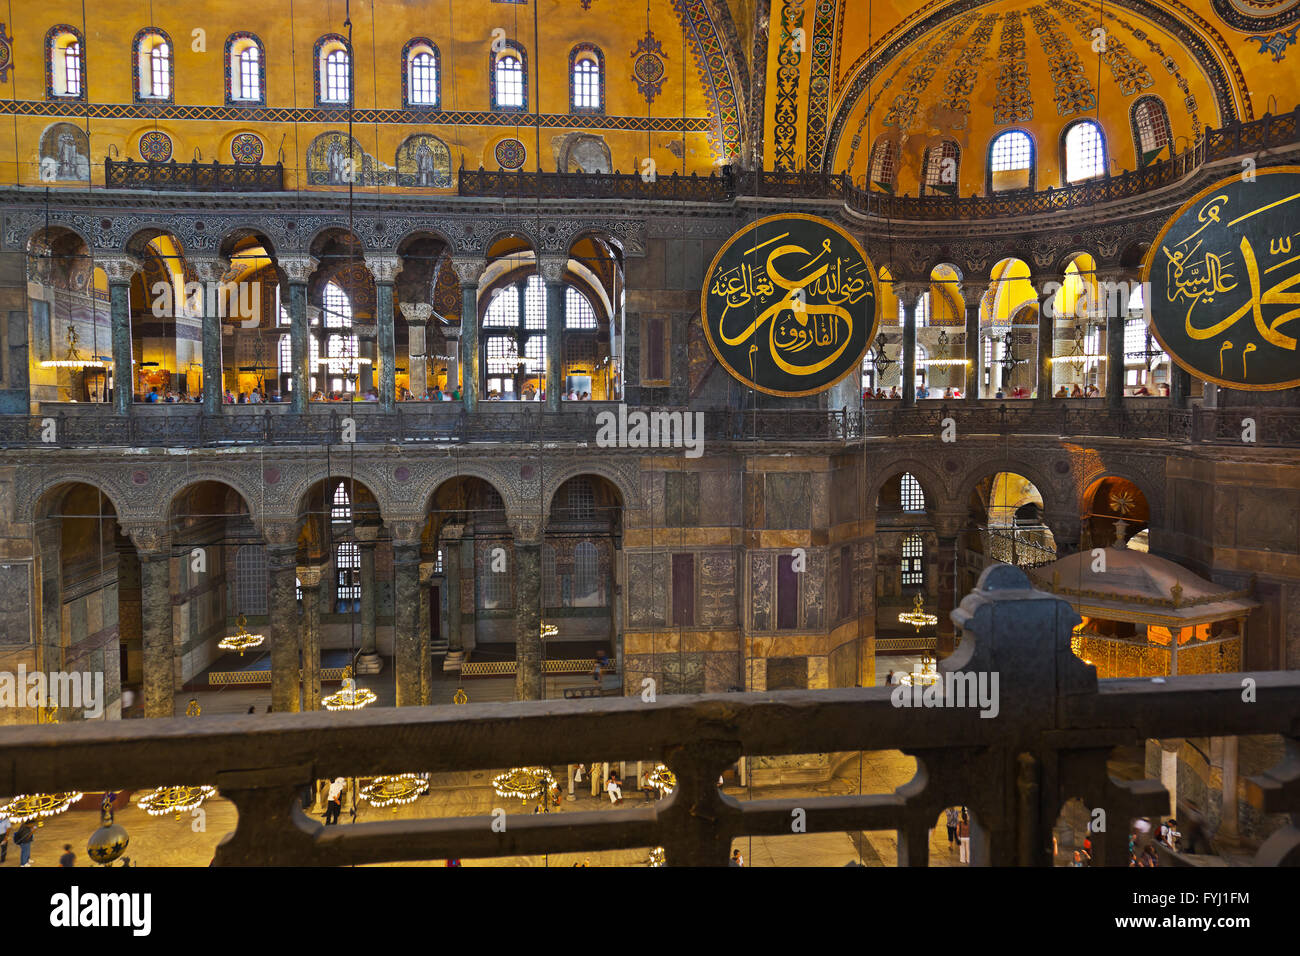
0;0;1297;872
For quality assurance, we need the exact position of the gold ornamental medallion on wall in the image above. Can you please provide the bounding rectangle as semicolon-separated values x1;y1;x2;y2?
1143;165;1300;390
700;214;878;397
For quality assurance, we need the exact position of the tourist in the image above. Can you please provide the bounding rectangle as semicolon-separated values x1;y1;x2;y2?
730;849;744;867
943;387;954;400
885;669;894;685
1159;382;1170;396
1071;384;1084;398
641;773;658;802
146;387;160;403
957;808;971;863
994;388;1005;399
13;819;34;866
1055;386;1068;398
607;773;622;804
451;388;461;401
60;843;75;867
326;776;346;825
0;808;8;863
1070;850;1085;867
945;806;959;849
916;383;928;400
247;705;255;714
249;389;262;404
888;386;900;399
1164;819;1181;850
1134;384;1151;396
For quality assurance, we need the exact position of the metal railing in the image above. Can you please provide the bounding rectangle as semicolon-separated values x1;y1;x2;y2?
4;402;1298;448
104;158;285;192
1;565;1295;866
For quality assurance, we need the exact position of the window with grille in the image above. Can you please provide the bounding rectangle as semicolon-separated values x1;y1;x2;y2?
324;48;351;102
916;293;930;328
409;51;438;105
278;334;292;376
565;338;596;375
486;336;520;375
524;276;547;330
900;473;926;512
869;139;898;187
494;55;524;108
566;287;598;329
324;283;352;328
484;489;505;512
572;56;600;110
1133;98;1170;161
1124;317;1147;357
923;141;959;193
542;544;559;606
567;478;595;519
524;335;547;375
236;45;260;101
574;541;599;603
484;287;521;327
1064;120;1105;183
235;545;268;615
435;549;443;573
991;130;1032;173
481;557;511;609
331;482;352;522
64;42;82;96
901;533;924;586
336;541;361;603
141;38;171;98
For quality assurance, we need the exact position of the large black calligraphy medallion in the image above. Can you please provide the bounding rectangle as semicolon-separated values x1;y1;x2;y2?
701;214;878;397
1144;167;1300;390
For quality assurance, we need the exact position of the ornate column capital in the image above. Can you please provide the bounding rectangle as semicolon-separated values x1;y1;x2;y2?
260;519;301;550
960;281;988;305
296;564;325;589
279;255;318;285
98;254;140;284
369;255;402;285
386;518;425;549
354;524;381;545
399;302;433;324
419;561;439;585
188;256;230;284
509;516;544;546
892;281;926;308
450;257;485;286
123;523;171;557
537;256;568;284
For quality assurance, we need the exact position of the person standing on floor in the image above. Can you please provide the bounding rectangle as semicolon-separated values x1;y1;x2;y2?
325;776;346;825
945;806;959;850
730;849;744;867
59;844;75;867
957;809;971;864
13;820;34;867
0;810;9;863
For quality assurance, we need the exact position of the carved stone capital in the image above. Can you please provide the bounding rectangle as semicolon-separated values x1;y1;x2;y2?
124;523;171;556
279;255;318;285
296;565;325;589
188;256;230;284
386;519;424;548
537;256;568;284
440;522;466;543
369;255;402;285
509;517;544;545
399;302;433;324
419;561;439;584
353;524;381;544
98;255;140;284
892;282;926;308
450;257;485;286
261;520;301;549
442;325;462;339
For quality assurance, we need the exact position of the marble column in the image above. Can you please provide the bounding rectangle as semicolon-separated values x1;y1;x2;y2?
1103;271;1127;409
266;538;301;714
279;256;317;413
963;286;981;402
189;256;229;414
513;519;544;701
372;256;400;409
442;326;461;398
934;517;961;659
419;559;438;704
1170;365;1191;408
128;526;174;719
400;302;432;399
391;535;422;707
101;256;137;416
897;283;920;408
442;525;464;659
297;563;325;711
35;520;63;719
451;258;484;410
1220;736;1239;840
356;527;381;674
1037;284;1056;403
540;258;567;410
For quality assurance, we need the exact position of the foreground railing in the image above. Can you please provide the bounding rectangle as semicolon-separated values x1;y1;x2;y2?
104;158;285;192
1;565;1296;866
3;403;1299;448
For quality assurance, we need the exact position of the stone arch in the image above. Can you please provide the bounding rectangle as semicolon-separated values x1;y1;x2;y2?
955;458;1060;518
1079;467;1164;530
287;468;391;526
541;461;638;518
866;459;948;515
418;464;518;522
29;476;128;524
161;473;262;525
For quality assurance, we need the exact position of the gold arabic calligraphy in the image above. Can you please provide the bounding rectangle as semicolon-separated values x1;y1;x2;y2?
710;234;871;377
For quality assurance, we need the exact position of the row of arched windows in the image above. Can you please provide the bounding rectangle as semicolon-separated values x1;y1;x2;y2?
44;25;604;113
868;99;1174;195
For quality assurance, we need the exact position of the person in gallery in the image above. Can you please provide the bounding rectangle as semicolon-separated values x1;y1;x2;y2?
607;773;622;804
945;806;959;850
730;849;744;867
325;776;346;825
957;808;971;863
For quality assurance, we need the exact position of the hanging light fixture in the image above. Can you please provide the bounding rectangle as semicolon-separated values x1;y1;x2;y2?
920;329;968;368
218;613;265;656
869;333;895;374
648;764;677;795
898;654;940;687
492;767;556;802
1049;322;1105;368
322;665;377;711
136;785;217;819
898;593;938;632
359;773;429;810
40;326;108;369
0;791;85;824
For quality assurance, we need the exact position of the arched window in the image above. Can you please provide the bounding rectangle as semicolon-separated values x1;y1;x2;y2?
566;286;598;329
922;141;959;196
1132;96;1171;166
989;130;1033;192
567;478;595;519
403;39;440;108
869;138;899;191
901;533;925;586
135;30;172;101
316;36;351;105
315;283;361;394
226;34;265;104
900;474;926;512
570;45;604;113
574;541;599;603
481;551;512;609
331;481;352;521
235;545;268;615
492;44;527;111
336;541;361;609
46;27;85;99
1063;120;1106;184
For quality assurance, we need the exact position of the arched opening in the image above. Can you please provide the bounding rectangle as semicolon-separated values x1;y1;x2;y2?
980;258;1038;399
1082;476;1150;552
27;227;112;406
963;472;1057;583
127;231;195;404
1049;253;1105;398
875;472;938;660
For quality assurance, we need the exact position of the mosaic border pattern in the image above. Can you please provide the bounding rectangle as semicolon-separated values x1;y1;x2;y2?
1210;0;1300;31
773;0;806;171
804;0;837;169
674;0;743;162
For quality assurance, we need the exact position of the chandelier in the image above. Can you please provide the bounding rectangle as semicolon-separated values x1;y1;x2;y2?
136;785;217;819
898;593;938;632
899;655;939;687
39;326;109;369
492;767;556;802
322;666;377;711
1050;323;1105;369
869;333;895;374
648;846;666;867
0;791;84;824
360;773;429;810
218;614;265;656
648;764;677;795
540;621;558;640
920;330;968;368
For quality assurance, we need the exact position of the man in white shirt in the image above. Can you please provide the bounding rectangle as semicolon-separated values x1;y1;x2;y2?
606;775;622;804
326;777;347;825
